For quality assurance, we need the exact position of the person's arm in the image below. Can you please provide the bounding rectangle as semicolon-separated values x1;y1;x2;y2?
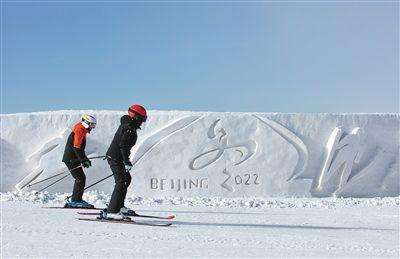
119;125;136;163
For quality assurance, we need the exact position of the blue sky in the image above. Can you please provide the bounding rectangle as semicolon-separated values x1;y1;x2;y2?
2;1;399;113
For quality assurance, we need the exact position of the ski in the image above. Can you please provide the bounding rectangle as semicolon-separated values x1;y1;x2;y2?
42;206;103;210
78;217;172;227
77;211;175;220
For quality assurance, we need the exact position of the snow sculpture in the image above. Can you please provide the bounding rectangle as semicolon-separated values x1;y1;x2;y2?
253;115;308;181
15;129;69;190
1;111;398;197
130;115;202;166
189;119;257;170
315;127;363;196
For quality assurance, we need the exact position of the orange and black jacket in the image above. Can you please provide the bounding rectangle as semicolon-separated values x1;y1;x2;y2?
62;122;89;163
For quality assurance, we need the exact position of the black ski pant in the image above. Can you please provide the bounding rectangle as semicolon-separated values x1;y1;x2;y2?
64;161;86;202
107;159;132;213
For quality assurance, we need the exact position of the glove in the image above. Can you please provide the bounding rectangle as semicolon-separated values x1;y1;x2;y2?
82;159;92;168
124;161;133;172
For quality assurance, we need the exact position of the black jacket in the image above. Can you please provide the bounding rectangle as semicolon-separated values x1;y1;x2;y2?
62;122;88;163
106;115;138;164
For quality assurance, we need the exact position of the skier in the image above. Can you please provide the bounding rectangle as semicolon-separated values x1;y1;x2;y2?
100;104;147;219
62;114;97;208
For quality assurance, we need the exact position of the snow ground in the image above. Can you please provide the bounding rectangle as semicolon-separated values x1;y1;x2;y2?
1;194;399;258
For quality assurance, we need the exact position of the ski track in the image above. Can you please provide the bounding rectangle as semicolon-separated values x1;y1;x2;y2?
1;201;399;258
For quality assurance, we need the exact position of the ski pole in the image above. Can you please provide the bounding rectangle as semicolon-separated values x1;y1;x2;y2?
31;156;106;188
69;155;107;164
27;164;83;188
35;174;71;194
27;171;68;188
66;173;113;201
65;166;130;200
32;156;105;189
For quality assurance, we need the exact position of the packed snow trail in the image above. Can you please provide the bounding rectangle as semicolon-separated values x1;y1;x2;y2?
1;201;398;258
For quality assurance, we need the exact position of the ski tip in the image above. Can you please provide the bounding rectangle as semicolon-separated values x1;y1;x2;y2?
167;215;175;220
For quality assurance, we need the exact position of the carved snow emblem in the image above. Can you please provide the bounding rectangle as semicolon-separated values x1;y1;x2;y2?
253;115;309;181
130;115;203;166
220;168;234;192
189;119;257;170
316;127;363;195
15;129;68;191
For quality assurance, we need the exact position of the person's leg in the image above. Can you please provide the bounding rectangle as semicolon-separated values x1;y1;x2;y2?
108;162;131;213
65;162;86;201
119;172;132;209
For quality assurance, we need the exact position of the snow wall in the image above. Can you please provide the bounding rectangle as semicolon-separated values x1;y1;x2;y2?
1;110;399;198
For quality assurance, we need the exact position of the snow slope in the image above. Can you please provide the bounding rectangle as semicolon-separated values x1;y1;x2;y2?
1;199;398;258
1;110;399;198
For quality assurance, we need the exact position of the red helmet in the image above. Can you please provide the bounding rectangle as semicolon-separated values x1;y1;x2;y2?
128;104;147;121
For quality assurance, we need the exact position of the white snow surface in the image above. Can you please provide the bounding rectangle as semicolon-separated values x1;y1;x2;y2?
1;196;399;258
1;190;399;209
1;110;399;258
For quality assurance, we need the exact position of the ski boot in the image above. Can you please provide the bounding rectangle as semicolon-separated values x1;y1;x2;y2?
120;206;138;217
64;200;94;209
99;209;130;221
